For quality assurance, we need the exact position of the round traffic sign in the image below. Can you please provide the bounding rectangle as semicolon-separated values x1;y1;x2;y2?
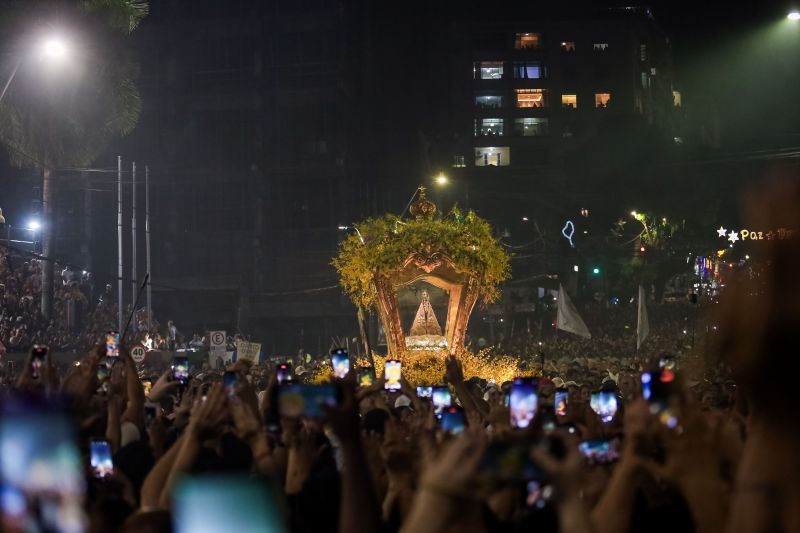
131;345;146;363
210;331;225;346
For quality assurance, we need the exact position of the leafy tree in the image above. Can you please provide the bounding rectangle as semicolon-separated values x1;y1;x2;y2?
0;0;147;318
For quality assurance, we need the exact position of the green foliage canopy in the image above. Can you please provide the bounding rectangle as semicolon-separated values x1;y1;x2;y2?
333;208;510;309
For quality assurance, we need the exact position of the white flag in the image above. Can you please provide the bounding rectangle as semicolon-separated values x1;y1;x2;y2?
556;284;591;339
637;284;650;350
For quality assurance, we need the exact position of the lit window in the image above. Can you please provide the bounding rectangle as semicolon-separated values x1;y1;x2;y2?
452;155;466;168
475;147;510;167
514;33;541;50
593;43;609;51
672;90;682;107
514;117;549;137
650;67;657;75
639;44;647;61
475;118;504;137
594;93;611;108
561;94;577;108
513;61;544;79
561;41;576;52
475;61;503;79
475;94;503;108
515;88;547;108
641;72;648;88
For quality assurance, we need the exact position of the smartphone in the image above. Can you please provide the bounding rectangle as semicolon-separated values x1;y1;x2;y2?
31;345;48;379
0;395;86;532
172;356;189;386
106;331;120;358
432;385;451;415
510;377;538;429
331;348;350;379
278;384;338;418
480;442;544;482
173;475;284;533
579;438;621;464
539;405;557;433
384;359;401;391
590;391;618;424
641;370;679;428
142;378;153;398
144;405;157;426
90;440;114;478
440;406;466;435
276;362;292;385
416;386;433;399
223;371;238;394
554;388;568;417
358;367;375;387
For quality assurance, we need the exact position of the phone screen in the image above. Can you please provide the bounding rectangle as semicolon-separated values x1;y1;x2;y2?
331;348;350;379
590;391;618;424
173;357;189;385
90;440;114;478
172;475;284;533
641;371;679;428
510;377;538;429
384;359;401;391
440;406;466;435
416;386;432;399
578;438;621;464
223;371;238;393
358;368;375;387
539;405;557;433
106;331;120;358
554;389;568;417
31;345;48;378
276;363;292;385
432;385;451;414
142;379;152;398
277;384;338;418
0;395;86;532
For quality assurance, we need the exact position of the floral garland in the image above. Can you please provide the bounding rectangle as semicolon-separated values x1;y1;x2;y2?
332;208;510;309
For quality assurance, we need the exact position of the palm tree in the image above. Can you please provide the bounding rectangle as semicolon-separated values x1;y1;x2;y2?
0;0;147;319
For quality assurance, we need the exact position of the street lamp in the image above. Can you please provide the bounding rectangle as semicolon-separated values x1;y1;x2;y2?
788;11;800;20
0;33;70;104
434;173;448;186
338;225;365;244
27;219;41;231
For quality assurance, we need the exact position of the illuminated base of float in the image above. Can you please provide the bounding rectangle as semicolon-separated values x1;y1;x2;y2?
404;334;448;351
311;349;529;386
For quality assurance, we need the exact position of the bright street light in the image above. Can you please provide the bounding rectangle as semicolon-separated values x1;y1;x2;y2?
434;173;448;185
27;219;41;231
40;37;68;60
788;11;800;20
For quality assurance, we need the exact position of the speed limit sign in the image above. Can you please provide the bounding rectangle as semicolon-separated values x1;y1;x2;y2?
131;345;146;363
210;331;226;348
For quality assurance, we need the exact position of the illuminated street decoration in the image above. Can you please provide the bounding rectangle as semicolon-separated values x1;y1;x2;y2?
561;220;575;247
716;227;795;242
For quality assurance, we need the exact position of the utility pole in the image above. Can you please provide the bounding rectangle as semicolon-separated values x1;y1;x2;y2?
131;161;137;323
145;165;152;328
117;156;123;333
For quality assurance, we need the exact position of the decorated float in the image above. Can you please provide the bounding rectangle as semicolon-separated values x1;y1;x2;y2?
332;187;521;384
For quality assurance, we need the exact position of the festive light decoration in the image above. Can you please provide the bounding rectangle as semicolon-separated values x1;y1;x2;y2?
561;220;575;247
716;227;795;242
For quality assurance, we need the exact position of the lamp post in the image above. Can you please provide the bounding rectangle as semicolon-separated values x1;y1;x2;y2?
788;11;800;20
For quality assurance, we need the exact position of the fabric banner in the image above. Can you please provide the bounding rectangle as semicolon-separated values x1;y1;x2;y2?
637;284;650;350
556;284;591;339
